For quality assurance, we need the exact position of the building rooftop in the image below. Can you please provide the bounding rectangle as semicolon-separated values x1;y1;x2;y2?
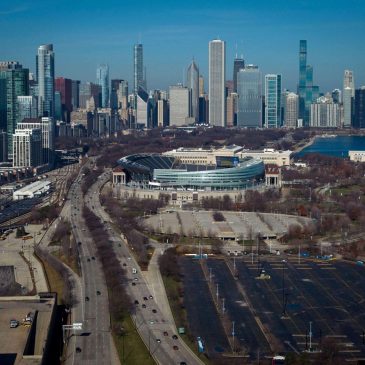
14;181;51;195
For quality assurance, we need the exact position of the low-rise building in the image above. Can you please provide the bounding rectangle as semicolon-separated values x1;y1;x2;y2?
349;150;365;162
13;180;51;200
240;148;292;166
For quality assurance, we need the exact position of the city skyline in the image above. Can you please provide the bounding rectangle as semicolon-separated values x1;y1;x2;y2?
1;0;364;92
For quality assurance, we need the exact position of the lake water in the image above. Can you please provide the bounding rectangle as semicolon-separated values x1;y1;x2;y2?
296;135;365;158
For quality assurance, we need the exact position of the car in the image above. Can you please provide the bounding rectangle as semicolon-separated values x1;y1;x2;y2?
173;345;179;350
92;256;95;260
132;282;136;286
172;335;178;340
78;242;82;245
96;291;101;295
142;304;146;308
149;320;154;325
149;295;153;299
123;263;127;266
134;278;138;281
180;362;187;365
76;347;82;353
156;339;161;343
134;300;139;305
10;319;19;328
163;331;168;336
85;297;89;302
143;297;148;301
87;258;90;262
152;309;157;313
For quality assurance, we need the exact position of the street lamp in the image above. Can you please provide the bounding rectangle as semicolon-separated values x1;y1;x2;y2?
282;259;286;317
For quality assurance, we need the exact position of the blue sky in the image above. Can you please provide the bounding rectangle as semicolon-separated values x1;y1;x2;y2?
1;0;364;92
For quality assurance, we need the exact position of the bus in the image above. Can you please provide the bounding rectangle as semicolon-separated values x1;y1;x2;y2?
272;355;285;365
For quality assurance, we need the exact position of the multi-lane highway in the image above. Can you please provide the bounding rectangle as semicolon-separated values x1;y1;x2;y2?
86;170;204;365
68;163;119;365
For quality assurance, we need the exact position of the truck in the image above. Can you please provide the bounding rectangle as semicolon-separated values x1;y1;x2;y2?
132;268;137;274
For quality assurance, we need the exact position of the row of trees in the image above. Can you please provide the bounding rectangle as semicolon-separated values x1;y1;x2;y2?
82;206;132;326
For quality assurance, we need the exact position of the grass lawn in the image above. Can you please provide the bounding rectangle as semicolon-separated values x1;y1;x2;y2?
113;315;156;365
40;258;65;305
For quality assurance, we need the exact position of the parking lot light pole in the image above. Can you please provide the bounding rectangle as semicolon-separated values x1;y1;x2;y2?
282;259;286;317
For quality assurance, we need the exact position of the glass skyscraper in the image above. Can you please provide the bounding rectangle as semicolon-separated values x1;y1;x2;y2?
237;65;262;128
0;62;29;156
96;64;109;108
186;60;199;122
265;74;282;128
134;44;145;94
208;39;226;127
36;44;55;118
233;57;245;93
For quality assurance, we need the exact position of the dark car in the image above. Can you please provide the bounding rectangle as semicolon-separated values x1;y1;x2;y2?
85;296;89;301
180;362;187;365
134;300;139;305
78;241;82;245
142;304;146;308
163;331;168;336
123;263;127;266
96;291;101;295
152;309;157;313
87;258;90;262
132;282;136;286
173;345;179;350
76;347;82;353
92;256;95;260
172;335;178;340
143;297;148;301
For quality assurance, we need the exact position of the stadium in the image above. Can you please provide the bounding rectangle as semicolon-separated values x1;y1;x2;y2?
117;153;265;191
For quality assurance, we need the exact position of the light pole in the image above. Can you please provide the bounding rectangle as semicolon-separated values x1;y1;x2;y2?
222;298;225;314
232;321;235;354
216;283;219;305
282;259;286;317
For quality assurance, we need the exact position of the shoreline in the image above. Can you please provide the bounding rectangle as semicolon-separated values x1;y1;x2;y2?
293;135;318;154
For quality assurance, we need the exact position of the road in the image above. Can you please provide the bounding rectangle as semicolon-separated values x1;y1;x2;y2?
87;170;204;365
68;163;119;365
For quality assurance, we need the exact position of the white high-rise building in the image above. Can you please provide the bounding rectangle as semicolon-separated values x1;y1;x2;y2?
169;85;191;126
209;39;226;126
343;70;354;127
12;128;42;167
96;64;109;108
265;74;282;128
310;96;340;128
36;44;55;118
344;70;355;97
284;92;299;128
16;117;54;165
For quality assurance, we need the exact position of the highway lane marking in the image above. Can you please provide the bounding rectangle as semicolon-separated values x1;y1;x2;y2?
320;267;336;270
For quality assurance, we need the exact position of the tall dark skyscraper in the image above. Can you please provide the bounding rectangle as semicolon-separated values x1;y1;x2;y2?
186;60;199;122
134;44;145;95
354;87;365;128
55;77;72;122
0;62;29;156
110;79;122;110
298;40;307;123
96;64;109;108
36;44;55;118
297;40;318;126
233;56;245;93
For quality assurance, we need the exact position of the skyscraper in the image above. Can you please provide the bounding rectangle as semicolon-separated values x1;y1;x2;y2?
110;79;123;110
265;74;282;128
237;65;262;128
96;64;109;108
17;96;37;124
344;70;355;97
169;85;191;126
310;96;340;128
186;60;199;122
71;80;80;110
134;44;145;95
284;92;298;128
36;44;55;118
233;57;245;93
354;87;365;129
199;75;204;96
55;77;73;122
209;39;226;127
0;62;29;156
297;40;318;126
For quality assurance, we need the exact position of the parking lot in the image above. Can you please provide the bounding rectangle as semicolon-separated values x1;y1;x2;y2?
180;255;365;362
146;210;311;239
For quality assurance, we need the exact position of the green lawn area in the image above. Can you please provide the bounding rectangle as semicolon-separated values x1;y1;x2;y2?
113;315;156;365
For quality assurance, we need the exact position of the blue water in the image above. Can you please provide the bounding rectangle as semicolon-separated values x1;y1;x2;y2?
296;135;365;158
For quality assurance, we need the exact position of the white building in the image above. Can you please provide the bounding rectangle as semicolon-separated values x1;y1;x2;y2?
13;180;51;200
240;148;292;166
284;92;298;128
310;96;340;128
209;39;226;127
157;99;168;127
16;117;54;165
169;85;190;126
349;151;365;162
12;128;42;168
